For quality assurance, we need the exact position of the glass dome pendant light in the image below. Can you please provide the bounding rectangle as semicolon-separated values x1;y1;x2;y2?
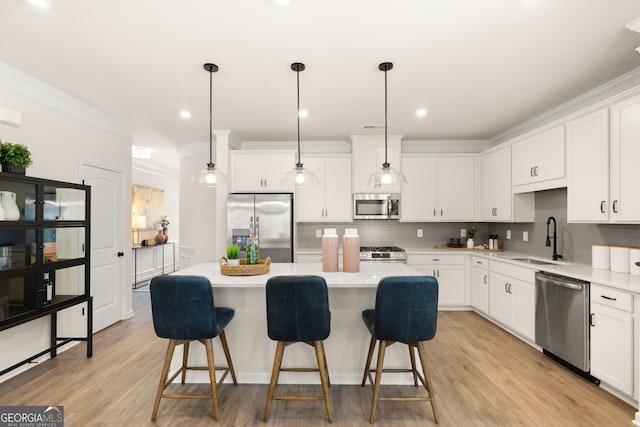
191;63;228;187
281;62;319;187
367;62;407;187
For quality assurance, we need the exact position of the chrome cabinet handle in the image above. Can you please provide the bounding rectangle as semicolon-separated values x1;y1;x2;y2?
433;208;436;216
533;166;538;176
590;313;595;327
483;275;488;284
530;167;534;177
613;200;619;214
440;208;443;216
600;201;606;214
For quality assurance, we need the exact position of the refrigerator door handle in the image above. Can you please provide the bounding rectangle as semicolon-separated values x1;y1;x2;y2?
255;216;259;240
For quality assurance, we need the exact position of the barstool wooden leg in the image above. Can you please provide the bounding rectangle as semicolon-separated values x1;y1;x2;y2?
362;336;377;386
314;341;333;423
320;340;331;388
203;338;220;422
218;330;238;384
417;341;439;424
151;339;177;421
264;341;286;422
408;343;419;387
369;340;388;424
181;341;190;384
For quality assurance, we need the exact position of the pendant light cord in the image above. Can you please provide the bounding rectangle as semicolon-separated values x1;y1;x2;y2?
384;65;388;167
296;66;302;168
209;68;213;166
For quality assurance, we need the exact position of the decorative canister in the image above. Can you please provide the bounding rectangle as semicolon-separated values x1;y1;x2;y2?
630;248;640;276
343;228;360;273
591;244;610;270
322;228;339;272
610;246;630;273
246;237;259;265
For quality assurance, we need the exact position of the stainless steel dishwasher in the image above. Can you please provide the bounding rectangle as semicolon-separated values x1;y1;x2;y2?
535;271;598;383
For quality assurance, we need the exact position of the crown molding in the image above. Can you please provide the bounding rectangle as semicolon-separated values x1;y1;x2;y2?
0;62;134;140
132;158;178;179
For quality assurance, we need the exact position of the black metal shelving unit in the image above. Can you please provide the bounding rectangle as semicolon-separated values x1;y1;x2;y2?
0;172;91;377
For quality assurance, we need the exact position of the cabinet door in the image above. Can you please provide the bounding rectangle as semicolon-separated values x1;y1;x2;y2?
295;157;326;222
481;147;511;221
323;156;352;222
400;156;437;221
471;266;489;314
262;153;295;192
513;126;564;186
510;278;535;341
438;157;475;221
410;263;465;306
352;136;402;193
489;272;511;326
611;96;640;222
566;109;610;222
230;153;264;192
512;139;538;186
590;302;633;395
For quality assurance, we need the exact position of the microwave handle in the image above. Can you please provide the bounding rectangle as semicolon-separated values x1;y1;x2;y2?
387;198;392;215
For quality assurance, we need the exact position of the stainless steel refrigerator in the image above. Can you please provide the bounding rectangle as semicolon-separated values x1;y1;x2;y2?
227;193;293;263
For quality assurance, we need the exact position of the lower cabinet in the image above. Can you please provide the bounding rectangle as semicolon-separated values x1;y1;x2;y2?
407;254;466;307
590;283;634;396
471;256;489;315
132;243;176;287
488;262;535;341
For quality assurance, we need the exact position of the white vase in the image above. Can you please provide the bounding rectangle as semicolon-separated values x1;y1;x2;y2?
0;191;19;220
227;258;240;266
466;238;474;248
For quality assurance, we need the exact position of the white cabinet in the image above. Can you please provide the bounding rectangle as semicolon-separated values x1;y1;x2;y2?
296;155;352;222
590;283;634;396
230;151;295;192
351;135;402;193
481;146;534;222
471;256;489;315
132;243;176;287
488;261;535;341
401;155;475;222
512;125;566;191
566;108;610;222
407;254;466;307
609;96;640;222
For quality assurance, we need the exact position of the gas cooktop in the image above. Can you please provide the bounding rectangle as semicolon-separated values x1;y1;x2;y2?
360;246;407;262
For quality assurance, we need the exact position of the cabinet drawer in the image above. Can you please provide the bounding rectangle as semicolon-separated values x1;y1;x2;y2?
407;254;465;265
490;260;535;283
472;256;488;269
591;283;633;312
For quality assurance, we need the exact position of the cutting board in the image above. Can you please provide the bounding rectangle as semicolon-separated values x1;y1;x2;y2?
435;246;503;252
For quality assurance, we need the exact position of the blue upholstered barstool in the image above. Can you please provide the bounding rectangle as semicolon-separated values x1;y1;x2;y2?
361;275;440;424
149;275;237;422
264;275;332;423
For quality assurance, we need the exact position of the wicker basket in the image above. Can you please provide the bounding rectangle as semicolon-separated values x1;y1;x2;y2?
220;256;271;276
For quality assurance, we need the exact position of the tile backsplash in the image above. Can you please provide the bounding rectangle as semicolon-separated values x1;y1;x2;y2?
296;188;640;266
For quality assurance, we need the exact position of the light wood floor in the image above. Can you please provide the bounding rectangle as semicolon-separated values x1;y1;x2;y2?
0;290;636;426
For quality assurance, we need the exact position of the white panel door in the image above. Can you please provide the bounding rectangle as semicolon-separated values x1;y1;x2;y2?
80;163;125;332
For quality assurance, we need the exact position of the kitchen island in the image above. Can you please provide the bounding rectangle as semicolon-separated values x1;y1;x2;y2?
170;262;424;385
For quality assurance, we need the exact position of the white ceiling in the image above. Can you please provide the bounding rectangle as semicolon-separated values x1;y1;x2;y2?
2;0;640;173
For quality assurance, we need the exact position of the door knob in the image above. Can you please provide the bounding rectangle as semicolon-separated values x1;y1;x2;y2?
117;251;124;257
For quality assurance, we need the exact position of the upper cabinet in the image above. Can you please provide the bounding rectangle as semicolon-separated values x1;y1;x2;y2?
401;155;475;222
567;98;640;223
351;135;402;193
295;155;352;222
481;146;534;222
511;125;566;192
229;151;295;193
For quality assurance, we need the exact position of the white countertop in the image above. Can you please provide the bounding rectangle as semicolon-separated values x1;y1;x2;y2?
173;262;421;288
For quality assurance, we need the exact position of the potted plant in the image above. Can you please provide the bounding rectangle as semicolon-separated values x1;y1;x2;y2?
0;142;32;175
466;225;478;248
226;244;240;265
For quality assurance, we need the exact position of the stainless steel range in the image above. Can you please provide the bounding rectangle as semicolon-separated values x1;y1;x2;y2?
360;246;407;263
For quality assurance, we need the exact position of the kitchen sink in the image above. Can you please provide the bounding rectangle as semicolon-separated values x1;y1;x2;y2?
509;257;558;265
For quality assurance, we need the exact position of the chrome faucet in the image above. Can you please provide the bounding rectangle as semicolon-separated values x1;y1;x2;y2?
545;216;562;261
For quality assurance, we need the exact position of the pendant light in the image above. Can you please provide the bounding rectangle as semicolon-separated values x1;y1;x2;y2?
367;62;407;187
281;62;319;187
191;63;228;187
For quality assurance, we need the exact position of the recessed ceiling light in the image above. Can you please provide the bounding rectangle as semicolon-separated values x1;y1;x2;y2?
179;110;191;119
25;0;52;8
132;146;152;159
274;0;291;4
416;108;428;118
298;110;308;118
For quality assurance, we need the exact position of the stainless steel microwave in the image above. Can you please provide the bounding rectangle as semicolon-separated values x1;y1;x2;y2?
353;194;400;220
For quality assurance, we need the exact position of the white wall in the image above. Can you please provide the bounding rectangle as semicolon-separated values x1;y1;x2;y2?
0;66;133;382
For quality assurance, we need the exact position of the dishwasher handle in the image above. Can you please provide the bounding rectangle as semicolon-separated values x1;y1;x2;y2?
536;274;585;291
